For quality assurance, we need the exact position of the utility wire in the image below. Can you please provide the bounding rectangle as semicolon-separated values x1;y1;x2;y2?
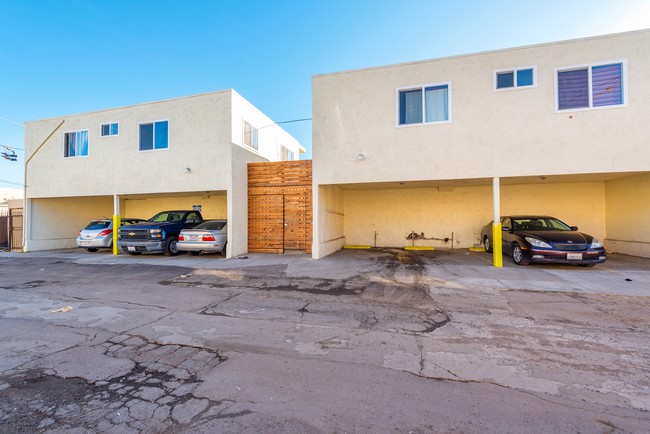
0;179;23;187
0;116;23;127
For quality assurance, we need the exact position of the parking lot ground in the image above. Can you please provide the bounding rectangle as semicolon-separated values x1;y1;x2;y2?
0;248;649;432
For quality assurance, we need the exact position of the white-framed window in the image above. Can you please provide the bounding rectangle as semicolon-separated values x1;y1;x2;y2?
101;122;119;136
280;146;294;161
397;82;451;126
555;60;626;111
139;120;169;151
64;130;89;158
494;66;536;91
243;121;259;150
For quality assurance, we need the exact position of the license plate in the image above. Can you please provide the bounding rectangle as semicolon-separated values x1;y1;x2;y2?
567;253;583;260
189;235;198;241
81;241;92;246
128;246;136;252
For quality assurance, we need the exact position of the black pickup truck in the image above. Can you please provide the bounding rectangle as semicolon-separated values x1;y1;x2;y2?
117;210;204;256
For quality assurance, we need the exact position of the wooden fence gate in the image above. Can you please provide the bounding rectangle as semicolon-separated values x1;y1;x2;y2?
248;160;312;254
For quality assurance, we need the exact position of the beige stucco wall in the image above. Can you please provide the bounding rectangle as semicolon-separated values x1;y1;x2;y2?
341;182;606;249
24;91;234;199
123;195;227;220
313;185;345;258
313;30;650;185
605;173;650;258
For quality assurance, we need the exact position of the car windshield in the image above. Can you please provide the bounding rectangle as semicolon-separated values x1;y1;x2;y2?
84;220;110;230
149;212;183;223
511;217;572;231
195;221;226;231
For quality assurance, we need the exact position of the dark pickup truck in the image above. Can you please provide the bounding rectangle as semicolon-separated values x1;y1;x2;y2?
118;210;204;256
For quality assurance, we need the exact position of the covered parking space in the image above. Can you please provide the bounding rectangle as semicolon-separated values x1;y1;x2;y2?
313;171;650;264
24;189;232;255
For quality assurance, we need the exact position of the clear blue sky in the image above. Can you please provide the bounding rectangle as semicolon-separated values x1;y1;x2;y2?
1;0;649;194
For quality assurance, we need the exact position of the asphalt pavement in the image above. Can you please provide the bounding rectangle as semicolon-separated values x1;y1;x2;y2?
0;248;649;433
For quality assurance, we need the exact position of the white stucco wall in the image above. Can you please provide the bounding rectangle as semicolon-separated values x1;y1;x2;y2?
312;30;650;185
231;90;303;162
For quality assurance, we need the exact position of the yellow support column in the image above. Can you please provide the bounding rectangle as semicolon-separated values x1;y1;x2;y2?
492;222;503;268
112;215;121;255
492;177;502;268
112;194;121;256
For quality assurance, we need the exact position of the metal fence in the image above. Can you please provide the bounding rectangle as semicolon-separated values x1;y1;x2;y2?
0;207;23;251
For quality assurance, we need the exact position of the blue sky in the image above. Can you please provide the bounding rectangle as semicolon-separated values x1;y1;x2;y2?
1;0;649;196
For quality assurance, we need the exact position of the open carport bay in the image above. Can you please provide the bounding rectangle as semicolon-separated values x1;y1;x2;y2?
317;172;650;260
25;191;228;251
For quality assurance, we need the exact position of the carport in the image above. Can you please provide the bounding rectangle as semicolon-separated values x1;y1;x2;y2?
313;171;650;264
24;190;235;256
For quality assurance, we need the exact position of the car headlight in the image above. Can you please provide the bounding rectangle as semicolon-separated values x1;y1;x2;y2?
525;237;552;248
590;238;603;249
150;229;162;238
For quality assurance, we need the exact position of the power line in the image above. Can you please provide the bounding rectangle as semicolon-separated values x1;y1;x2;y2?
0;116;23;127
0;179;23;187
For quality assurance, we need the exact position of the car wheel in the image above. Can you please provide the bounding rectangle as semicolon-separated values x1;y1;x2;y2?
511;244;529;266
189;251;200;256
164;237;180;256
483;236;492;253
86;248;99;252
221;242;227;257
127;251;142;255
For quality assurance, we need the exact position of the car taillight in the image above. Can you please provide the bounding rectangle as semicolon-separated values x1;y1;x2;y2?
202;235;216;241
178;235;185;241
97;229;112;237
78;230;82;236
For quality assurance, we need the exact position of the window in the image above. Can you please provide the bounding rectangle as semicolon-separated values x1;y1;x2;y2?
494;66;535;90
556;61;625;111
398;83;450;126
101;122;119;136
243;121;259;150
139;120;168;151
64;130;89;157
280;146;294;161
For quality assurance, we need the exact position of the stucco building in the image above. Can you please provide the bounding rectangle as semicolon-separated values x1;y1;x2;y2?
23;89;304;257
312;29;650;259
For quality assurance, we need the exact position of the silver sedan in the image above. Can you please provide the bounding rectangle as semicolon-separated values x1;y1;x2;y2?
76;218;146;252
177;220;227;255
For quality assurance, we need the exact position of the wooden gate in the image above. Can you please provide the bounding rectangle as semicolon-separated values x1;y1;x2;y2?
248;160;312;253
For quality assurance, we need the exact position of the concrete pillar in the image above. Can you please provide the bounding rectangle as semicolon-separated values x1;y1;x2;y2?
492;177;503;268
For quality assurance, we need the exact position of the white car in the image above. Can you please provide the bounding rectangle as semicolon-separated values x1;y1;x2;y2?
76;218;145;252
177;220;227;255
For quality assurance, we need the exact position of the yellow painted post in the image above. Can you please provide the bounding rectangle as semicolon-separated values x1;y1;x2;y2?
112;215;121;255
112;194;121;256
492;222;503;268
492;177;502;268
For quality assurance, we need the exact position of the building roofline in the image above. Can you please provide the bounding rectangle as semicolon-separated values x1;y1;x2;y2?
24;89;234;124
312;28;650;79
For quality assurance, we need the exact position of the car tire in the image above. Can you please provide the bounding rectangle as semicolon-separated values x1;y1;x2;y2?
189;251;200;256
483;236;493;253
511;243;529;266
86;248;99;252
221;242;227;257
127;251;142;255
164;237;180;256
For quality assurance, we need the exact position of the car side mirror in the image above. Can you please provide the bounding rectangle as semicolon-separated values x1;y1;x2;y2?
570;226;578;231
502;226;510;232
186;219;195;224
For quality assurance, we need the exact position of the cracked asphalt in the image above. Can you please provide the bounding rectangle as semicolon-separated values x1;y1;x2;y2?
0;248;649;433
